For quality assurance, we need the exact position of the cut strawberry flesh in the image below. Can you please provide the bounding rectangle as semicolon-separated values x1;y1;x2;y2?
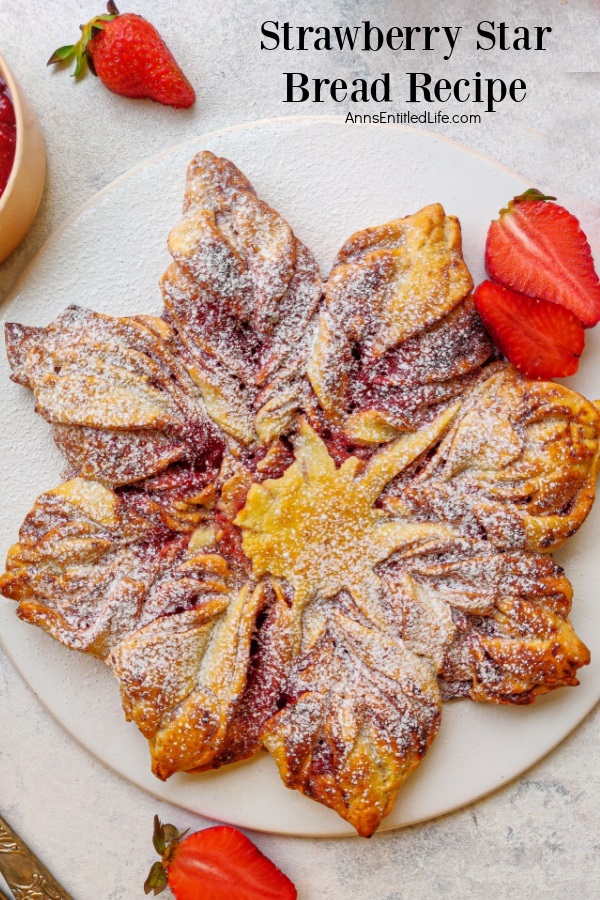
486;198;600;327
474;280;584;381
167;826;297;900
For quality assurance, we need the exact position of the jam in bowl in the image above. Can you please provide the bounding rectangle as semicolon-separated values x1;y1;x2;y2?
0;74;16;198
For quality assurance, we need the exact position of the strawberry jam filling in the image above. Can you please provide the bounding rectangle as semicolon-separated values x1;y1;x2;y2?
0;76;16;198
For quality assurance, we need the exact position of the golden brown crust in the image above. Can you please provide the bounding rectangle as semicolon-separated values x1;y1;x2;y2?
395;364;600;553
380;534;588;703
4;308;225;486
110;582;278;779
161;150;322;447
0;475;226;658
2;153;598;837
440;596;590;704
261;604;441;838
333;205;474;354
307;207;489;436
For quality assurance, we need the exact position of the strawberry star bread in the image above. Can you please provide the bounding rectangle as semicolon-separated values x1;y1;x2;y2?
2;152;598;836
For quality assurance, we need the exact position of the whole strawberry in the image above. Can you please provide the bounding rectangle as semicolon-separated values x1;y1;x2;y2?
48;2;195;109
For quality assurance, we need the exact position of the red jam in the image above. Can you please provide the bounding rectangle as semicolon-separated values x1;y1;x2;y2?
0;75;16;198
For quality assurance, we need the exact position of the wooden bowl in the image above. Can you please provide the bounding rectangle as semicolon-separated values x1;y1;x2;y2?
0;53;45;263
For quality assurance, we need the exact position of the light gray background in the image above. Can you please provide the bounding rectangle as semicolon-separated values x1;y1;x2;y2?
1;2;599;898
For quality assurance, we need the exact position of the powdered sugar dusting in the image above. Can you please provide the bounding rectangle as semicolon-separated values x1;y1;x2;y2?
2;150;599;837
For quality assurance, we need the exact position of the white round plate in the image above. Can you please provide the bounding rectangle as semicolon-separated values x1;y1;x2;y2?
1;116;599;837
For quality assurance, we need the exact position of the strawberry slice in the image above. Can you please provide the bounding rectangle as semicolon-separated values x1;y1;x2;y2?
485;189;600;327
145;817;297;899
473;280;584;380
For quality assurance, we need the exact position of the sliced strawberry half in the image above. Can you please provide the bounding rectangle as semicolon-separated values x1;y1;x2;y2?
145;817;297;899
485;189;600;327
473;280;584;380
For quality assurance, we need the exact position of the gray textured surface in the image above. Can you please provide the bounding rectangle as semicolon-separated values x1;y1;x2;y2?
0;1;599;898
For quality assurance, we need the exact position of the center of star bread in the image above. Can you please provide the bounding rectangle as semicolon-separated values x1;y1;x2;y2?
234;418;444;610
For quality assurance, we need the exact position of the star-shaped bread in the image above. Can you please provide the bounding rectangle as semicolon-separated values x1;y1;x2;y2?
2;151;598;836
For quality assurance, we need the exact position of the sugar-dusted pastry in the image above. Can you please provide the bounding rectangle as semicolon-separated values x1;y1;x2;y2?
307;204;493;443
111;581;288;780
161;150;322;446
0;473;226;658
379;533;590;703
5;308;225;485
2;153;598;837
394;363;600;552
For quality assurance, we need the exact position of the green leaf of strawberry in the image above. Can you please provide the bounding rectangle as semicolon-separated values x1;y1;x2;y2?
152;815;166;855
48;2;196;108
47;11;117;78
474;280;584;381
486;189;600;327
47;45;79;66
144;860;168;896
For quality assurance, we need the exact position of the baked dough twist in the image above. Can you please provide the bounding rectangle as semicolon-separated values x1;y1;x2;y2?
2;152;597;836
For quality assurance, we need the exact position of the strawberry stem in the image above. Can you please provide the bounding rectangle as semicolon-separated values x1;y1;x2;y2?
47;3;119;76
498;187;557;218
145;815;189;896
514;187;557;203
